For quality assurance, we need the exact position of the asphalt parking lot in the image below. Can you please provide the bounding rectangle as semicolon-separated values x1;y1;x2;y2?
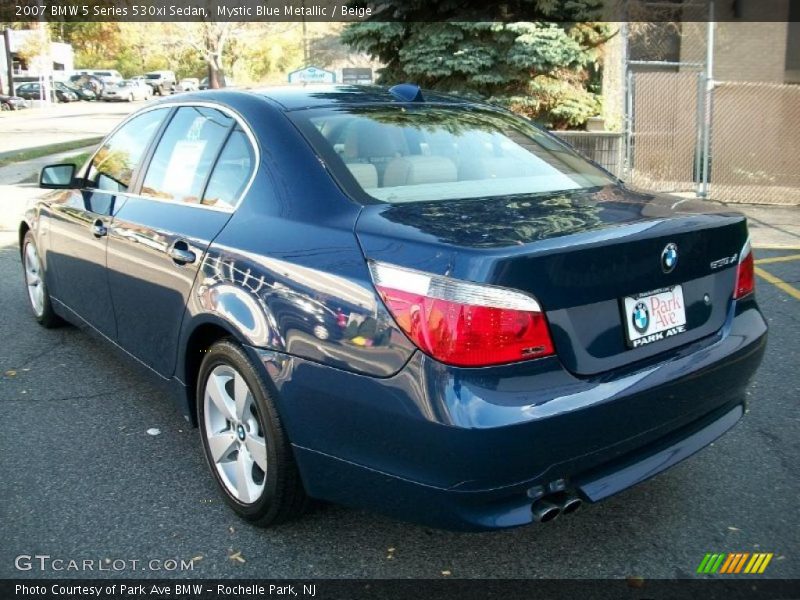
0;231;798;580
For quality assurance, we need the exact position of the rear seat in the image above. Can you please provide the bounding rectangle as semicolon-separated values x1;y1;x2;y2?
342;121;407;186
346;163;378;189
383;156;457;187
458;156;536;181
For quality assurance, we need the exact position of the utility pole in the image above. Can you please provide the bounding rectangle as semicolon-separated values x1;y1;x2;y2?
3;29;14;96
301;0;308;66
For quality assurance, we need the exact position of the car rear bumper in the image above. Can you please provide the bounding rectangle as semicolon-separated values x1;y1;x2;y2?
248;299;767;530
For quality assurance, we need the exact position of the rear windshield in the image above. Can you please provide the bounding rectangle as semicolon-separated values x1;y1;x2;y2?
290;106;613;204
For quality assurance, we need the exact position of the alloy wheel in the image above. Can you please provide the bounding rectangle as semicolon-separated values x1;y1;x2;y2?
24;242;45;317
203;364;268;504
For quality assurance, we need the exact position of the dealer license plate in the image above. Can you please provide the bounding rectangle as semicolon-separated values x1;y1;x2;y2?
623;286;687;348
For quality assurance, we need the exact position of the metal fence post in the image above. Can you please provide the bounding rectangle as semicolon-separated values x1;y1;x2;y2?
699;7;715;198
694;71;706;193
624;69;634;180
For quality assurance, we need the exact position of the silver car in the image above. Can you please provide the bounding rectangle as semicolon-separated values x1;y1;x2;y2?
178;78;200;92
101;79;152;102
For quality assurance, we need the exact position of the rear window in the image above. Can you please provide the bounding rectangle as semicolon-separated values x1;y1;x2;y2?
290;106;613;204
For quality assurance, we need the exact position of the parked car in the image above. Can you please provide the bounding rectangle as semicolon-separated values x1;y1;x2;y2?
62;82;96;101
15;82;78;103
21;85;766;531
69;74;105;96
177;78;200;92
73;69;123;86
101;79;152;102
199;75;234;90
0;94;27;110
53;82;82;102
143;70;176;95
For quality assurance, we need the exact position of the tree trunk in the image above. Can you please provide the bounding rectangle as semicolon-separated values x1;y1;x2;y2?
207;57;225;89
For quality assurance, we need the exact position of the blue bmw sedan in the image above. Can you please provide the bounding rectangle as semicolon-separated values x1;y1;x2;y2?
20;85;766;530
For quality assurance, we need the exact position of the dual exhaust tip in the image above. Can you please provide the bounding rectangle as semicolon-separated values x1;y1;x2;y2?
531;491;582;523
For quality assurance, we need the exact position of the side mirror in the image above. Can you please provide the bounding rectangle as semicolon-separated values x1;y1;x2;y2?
40;163;76;189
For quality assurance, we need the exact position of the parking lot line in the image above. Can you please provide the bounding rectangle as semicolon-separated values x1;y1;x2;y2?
755;266;800;301
755;253;800;265
752;245;800;251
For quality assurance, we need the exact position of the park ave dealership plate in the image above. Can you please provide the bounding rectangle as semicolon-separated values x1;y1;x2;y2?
623;286;687;348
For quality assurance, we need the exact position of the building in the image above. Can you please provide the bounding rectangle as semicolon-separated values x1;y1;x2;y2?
1;28;74;95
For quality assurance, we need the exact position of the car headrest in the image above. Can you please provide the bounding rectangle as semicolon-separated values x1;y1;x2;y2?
344;121;407;160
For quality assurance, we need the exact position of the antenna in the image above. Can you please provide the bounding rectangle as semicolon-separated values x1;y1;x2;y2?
388;83;424;102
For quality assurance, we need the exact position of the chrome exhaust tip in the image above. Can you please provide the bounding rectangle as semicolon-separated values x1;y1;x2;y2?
553;491;583;515
531;499;561;523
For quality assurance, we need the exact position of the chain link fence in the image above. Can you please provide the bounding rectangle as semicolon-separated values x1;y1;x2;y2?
627;71;700;192
709;82;800;205
620;21;800;206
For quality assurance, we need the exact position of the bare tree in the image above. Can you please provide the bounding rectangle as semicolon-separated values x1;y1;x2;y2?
171;21;243;88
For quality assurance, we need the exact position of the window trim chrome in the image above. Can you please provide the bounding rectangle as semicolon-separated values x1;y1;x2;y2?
81;100;260;214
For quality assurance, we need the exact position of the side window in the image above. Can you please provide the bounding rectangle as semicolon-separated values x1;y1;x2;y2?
85;108;169;193
140;106;234;204
202;128;255;209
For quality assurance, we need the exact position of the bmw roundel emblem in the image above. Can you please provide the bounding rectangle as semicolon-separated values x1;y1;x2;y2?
661;243;678;273
632;301;650;334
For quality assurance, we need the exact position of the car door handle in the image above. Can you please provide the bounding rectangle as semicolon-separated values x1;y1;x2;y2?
91;219;107;238
168;241;196;265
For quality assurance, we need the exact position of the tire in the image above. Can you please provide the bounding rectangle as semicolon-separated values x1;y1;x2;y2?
197;340;308;526
22;231;62;328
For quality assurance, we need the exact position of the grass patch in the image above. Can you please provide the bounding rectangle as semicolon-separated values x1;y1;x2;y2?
66;152;92;169
0;137;102;168
18;151;94;185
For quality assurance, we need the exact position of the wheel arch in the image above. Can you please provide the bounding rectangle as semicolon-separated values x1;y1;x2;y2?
18;221;31;255
178;315;253;427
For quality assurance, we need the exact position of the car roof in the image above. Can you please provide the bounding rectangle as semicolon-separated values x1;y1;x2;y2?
246;85;474;111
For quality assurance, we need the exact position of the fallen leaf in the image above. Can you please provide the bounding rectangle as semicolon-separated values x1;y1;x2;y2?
441;570;451;577
626;576;646;589
728;526;740;531
191;555;203;563
228;551;245;564
147;428;161;436
229;526;235;534
5;370;16;377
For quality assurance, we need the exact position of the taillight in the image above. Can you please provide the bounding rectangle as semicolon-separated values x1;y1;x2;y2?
368;261;554;367
734;239;755;299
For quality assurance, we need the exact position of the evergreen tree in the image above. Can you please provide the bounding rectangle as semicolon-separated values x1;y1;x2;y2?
341;3;610;128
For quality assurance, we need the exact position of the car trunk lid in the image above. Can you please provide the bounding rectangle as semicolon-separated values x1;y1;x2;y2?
355;185;748;375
